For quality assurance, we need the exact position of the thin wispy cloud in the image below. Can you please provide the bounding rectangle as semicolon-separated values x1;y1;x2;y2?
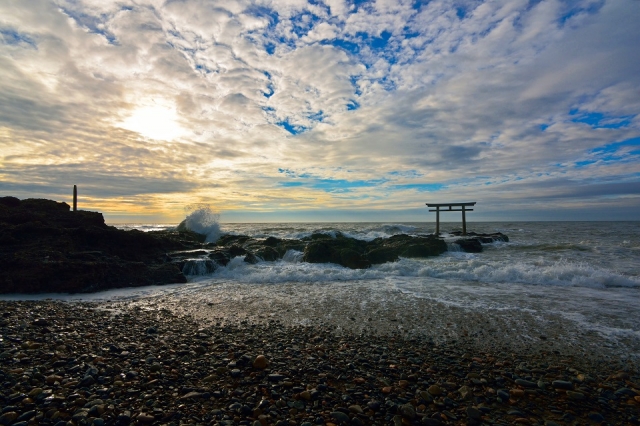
0;0;638;221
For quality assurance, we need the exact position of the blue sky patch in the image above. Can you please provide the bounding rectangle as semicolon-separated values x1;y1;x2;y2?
570;110;633;129
195;64;215;75
370;31;392;49
571;137;640;168
308;177;386;192
346;100;360;111
591;137;640;155
265;42;276;55
58;8;118;45
276;119;308;135
393;183;444;192
308;110;324;122
388;170;423;178
558;2;604;27
263;83;275;98
0;29;37;48
277;169;388;193
326;39;360;55
575;160;597;168
289;12;322;39
350;76;362;96
349;0;373;13
246;5;279;30
403;27;421;39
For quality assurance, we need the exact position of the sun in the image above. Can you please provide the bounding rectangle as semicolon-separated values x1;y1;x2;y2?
120;104;185;141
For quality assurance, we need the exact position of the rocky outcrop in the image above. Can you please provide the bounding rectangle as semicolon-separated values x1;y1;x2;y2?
169;231;450;272
450;231;509;253
0;197;202;294
0;196;510;292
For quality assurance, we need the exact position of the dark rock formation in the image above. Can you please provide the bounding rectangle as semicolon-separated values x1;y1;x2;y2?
0;197;202;294
454;238;483;253
0;196;510;292
302;233;372;269
450;231;509;243
170;231;449;271
451;231;509;253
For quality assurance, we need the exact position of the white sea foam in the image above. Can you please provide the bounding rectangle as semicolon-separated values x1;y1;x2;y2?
182;250;639;289
282;249;304;263
178;205;222;243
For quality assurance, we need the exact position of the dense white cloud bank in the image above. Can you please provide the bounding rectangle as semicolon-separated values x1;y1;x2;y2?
0;0;638;221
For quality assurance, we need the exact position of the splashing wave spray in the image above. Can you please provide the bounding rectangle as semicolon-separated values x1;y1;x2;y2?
177;204;221;243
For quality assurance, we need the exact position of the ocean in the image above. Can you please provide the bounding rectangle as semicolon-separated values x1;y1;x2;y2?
4;221;640;365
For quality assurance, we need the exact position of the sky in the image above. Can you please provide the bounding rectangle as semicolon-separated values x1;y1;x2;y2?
0;0;639;223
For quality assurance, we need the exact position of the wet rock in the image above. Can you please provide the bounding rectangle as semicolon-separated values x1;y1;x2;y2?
615;387;637;398
136;414;155;423
244;252;259;264
466;406;482;420
399;403;416;419
348;405;363;414
0;412;18;425
302;233;446;269
454;239;483;253
552;380;574;390
255;247;280;261
253;354;269;369
515;379;537;388
268;374;285;382
566;390;585;400
497;389;510;401
330;411;350;424
458;385;472;400
428;384;442;396
510;389;525;398
588;412;605;422
117;411;131;422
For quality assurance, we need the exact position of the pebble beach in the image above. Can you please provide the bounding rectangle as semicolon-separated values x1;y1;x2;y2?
1;300;639;426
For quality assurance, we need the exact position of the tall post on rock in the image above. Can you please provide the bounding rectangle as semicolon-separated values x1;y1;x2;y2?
73;185;77;212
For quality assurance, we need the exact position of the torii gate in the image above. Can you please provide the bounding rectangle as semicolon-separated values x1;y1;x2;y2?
426;202;476;236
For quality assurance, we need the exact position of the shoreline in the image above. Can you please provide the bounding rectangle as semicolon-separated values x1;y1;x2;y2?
1;300;638;426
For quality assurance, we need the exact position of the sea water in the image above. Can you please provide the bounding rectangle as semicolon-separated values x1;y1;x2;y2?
5;221;640;364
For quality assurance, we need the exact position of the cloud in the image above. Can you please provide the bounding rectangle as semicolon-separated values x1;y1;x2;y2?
0;0;638;221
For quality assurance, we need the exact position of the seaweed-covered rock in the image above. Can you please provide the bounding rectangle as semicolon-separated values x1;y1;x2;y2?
301;233;445;269
450;232;509;253
176;230;480;272
454;238;483;253
367;234;447;262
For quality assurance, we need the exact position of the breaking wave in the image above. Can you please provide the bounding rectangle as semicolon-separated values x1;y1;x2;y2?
177;205;222;243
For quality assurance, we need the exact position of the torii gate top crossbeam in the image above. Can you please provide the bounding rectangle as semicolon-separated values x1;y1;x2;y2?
426;202;476;207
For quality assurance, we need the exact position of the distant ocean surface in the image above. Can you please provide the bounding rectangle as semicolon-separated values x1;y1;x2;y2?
5;221;640;362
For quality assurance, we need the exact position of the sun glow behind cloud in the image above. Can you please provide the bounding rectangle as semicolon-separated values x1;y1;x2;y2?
120;104;185;141
0;0;638;222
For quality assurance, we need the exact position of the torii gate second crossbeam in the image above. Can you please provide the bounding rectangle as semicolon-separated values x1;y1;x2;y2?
426;202;476;236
